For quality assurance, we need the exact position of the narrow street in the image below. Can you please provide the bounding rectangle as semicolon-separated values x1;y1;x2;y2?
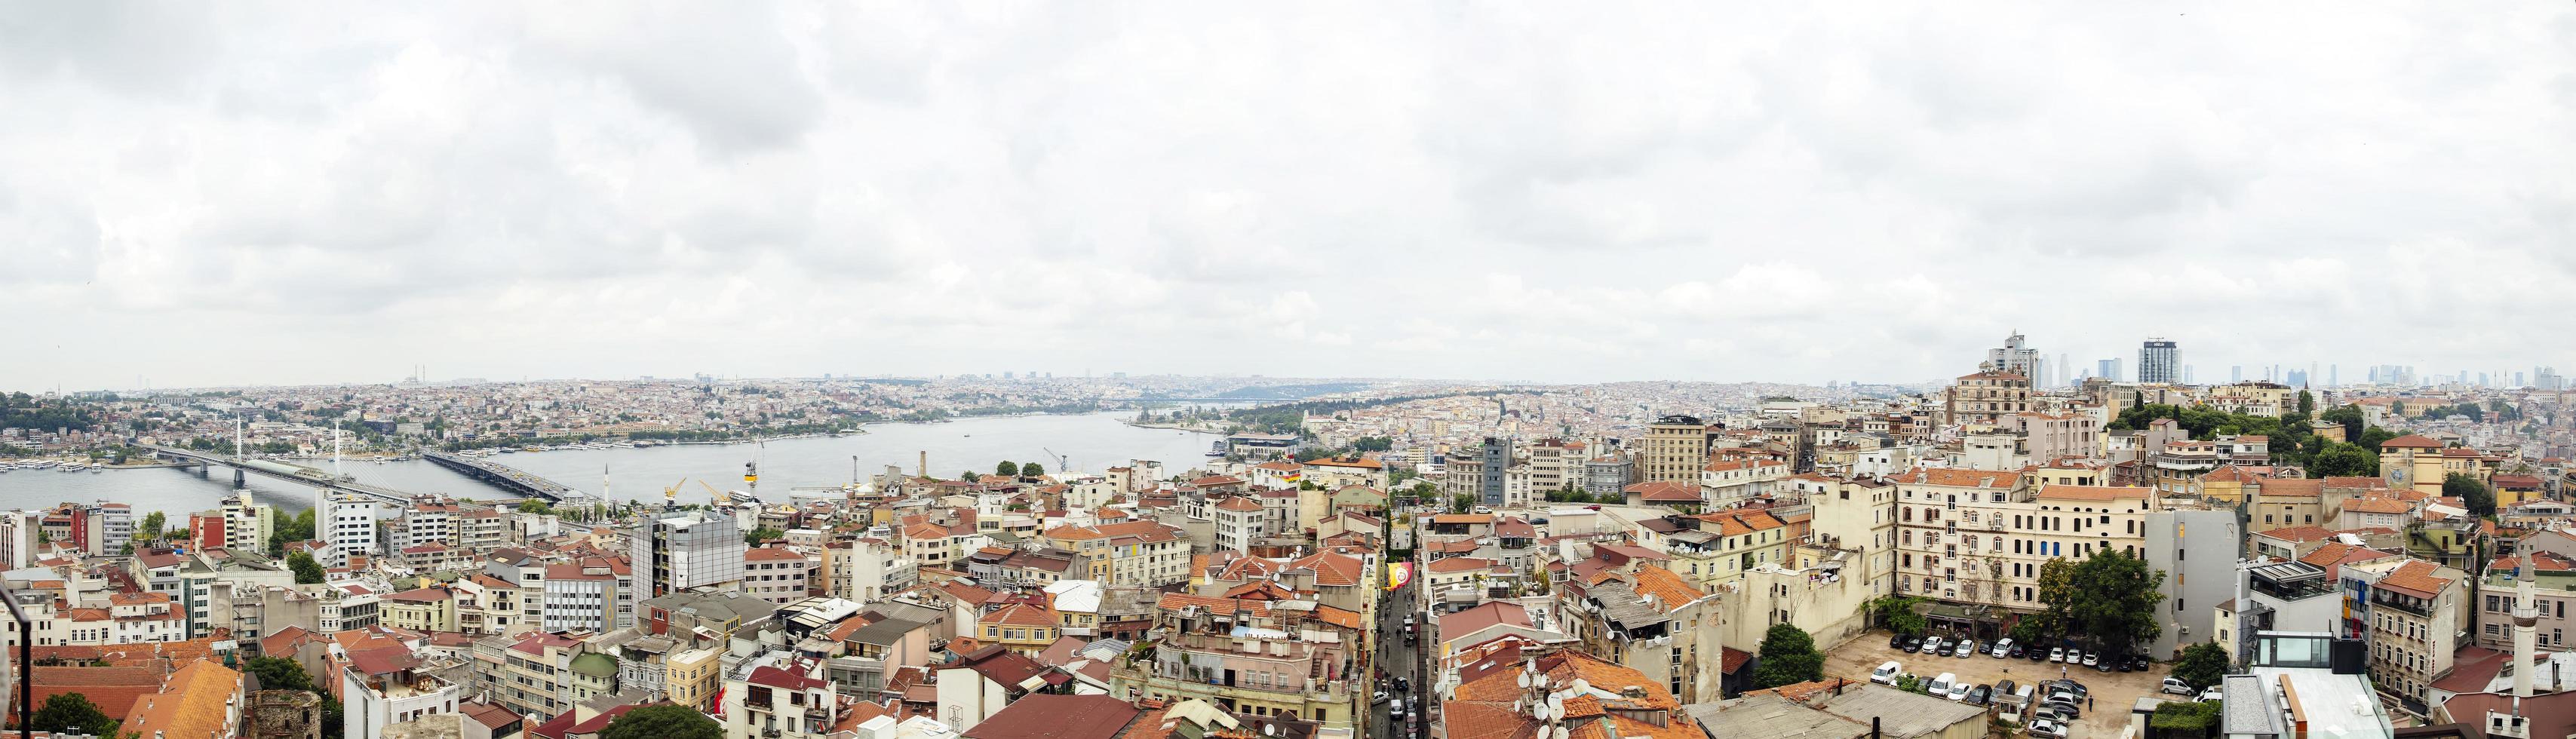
1374;571;1426;739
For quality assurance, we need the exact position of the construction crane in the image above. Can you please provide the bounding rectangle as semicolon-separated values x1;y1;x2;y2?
663;478;688;507
1040;447;1069;474
699;480;725;505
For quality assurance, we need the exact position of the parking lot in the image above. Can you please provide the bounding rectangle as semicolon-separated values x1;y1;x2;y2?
1823;631;2181;737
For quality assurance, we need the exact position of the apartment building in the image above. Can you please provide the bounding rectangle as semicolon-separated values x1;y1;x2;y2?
1947;370;2032;427
1893;469;2158;612
2345;557;2469;714
1792;475;1897;595
744;545;814;607
1555;558;1721;703
1582;454;1637;496
326;496;378;567
1210;496;1264;553
1641;416;1715;485
1039;521;1189;587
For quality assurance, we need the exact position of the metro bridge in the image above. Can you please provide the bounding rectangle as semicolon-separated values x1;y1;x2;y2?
140;445;416;505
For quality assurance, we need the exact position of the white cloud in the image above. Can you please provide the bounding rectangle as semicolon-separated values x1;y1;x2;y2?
1;2;2571;388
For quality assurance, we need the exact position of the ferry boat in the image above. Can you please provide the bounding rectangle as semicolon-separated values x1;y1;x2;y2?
1207;441;1228;455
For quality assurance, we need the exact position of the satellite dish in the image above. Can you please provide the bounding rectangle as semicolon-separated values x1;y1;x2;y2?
1570;679;1589;695
1518;673;1532;688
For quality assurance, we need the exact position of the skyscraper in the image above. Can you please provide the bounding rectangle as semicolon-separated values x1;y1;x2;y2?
2230;366;2243;383
2098;358;2122;383
2138;339;2179;385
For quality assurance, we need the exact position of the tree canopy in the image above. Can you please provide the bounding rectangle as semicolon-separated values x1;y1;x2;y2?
2172;642;2229;691
244;655;319;693
2446;474;2495;517
2309;442;2379;477
2061;550;2168;651
1020;461;1045;477
1750;623;1825;689
600;704;724;739
1873;596;1927;637
287;550;327;584
994;461;1019;477
29;692;115;737
745;526;784;546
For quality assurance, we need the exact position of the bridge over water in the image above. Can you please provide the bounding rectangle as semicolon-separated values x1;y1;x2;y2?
422;452;588;503
141;445;417;505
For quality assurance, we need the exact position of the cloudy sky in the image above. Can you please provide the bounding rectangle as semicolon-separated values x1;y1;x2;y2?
4;2;2571;391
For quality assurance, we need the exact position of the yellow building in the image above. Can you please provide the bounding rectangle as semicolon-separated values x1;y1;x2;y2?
976;601;1062;655
665;645;723;711
379;586;459;632
2378;434;2450;493
1663;508;1792;590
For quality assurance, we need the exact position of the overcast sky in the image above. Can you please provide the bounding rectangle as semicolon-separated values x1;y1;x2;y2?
4;3;2571;391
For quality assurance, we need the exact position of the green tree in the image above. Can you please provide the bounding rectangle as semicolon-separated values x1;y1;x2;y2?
2309;443;2379;477
2059;550;2168;652
2030;557;2077;637
518;498;556;515
2172;642;2230;691
287;550;326;584
960;470;980;482
1450;493;1475;514
1873;596;1927;637
1020;461;1045;477
1750;623;1825;688
2390;401;2407;419
137;511;167;546
2446;474;2495;517
2297;391;2316;416
995;461;1020;477
243;656;319;692
2358;427;2399;453
745;526;784;546
599;704;724;739
2320;405;2366;442
29;692;115;737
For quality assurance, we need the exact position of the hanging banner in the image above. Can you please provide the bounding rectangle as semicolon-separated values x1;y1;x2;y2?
1386;561;1414;590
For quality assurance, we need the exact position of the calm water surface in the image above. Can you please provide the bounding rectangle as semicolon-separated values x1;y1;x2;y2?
0;412;1223;520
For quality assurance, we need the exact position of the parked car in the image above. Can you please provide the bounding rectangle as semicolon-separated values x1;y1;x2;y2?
1921;636;1944;655
1946;680;1972;701
2200;686;2224;702
1991;637;2015;658
2128;655;2152;672
1965;684;1991;706
2047;646;2065;662
1994;679;2019;699
2010;644;2028;659
1373;691;1390;704
2028;719;2068;738
2081;651;2100;667
2162;677;2195;696
1927;673;1955;697
1872;661;1902;685
1903;636;1924;653
2043;692;2081;719
2029;705;2071;724
1954;639;1976;658
1395;676;1409;692
2039;679;2089;701
1890;633;1908;649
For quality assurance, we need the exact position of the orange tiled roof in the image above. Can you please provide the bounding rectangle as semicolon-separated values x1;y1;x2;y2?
2344;497;2411;514
2378;560;2456;598
2259;526;2339;543
123;659;242;739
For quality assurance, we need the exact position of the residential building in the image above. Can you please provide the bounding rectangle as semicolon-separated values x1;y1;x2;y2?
2346;557;2470;714
124;659;246;739
1039;521;1188;587
1641;416;1714;485
743;545;813;607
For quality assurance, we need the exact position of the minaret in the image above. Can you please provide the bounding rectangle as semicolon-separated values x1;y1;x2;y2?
2516;553;2540;699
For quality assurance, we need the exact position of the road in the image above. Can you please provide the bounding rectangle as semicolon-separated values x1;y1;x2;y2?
1374;566;1427;739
